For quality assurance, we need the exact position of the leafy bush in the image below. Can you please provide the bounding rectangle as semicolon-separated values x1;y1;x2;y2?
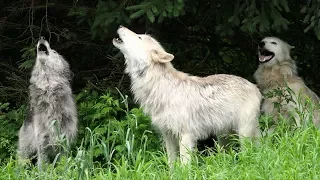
3;116;320;179
74;88;161;165
0;103;26;163
0;88;161;166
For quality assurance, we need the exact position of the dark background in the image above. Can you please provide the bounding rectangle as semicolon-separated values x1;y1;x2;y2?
0;0;319;105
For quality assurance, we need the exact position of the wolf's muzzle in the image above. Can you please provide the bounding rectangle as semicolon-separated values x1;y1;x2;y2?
258;41;265;48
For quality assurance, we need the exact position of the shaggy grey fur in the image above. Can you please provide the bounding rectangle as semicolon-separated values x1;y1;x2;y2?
17;37;78;169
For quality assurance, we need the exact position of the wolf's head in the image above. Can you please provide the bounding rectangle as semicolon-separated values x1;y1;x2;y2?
112;26;174;72
36;37;69;73
258;37;294;66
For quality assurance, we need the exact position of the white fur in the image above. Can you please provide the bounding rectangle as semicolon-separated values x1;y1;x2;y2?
113;26;262;165
254;37;320;127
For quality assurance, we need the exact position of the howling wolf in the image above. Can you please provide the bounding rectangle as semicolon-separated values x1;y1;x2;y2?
113;26;262;165
254;37;320;127
17;37;78;169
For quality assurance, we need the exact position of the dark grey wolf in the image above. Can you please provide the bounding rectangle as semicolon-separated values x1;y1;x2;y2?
17;37;78;169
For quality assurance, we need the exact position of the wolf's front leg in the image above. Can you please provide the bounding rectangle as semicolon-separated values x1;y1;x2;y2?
162;132;179;167
179;133;196;164
36;135;50;170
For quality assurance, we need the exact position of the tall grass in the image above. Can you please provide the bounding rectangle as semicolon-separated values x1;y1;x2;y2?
0;119;320;179
1;89;320;179
2;124;320;179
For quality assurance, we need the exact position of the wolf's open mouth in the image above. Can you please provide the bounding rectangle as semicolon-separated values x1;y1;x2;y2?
113;35;123;44
258;49;274;63
38;43;49;55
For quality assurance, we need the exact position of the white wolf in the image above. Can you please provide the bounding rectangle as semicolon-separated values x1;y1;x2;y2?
254;37;320;127
17;37;78;169
113;26;262;165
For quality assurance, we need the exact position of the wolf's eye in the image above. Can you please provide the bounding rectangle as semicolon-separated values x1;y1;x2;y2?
138;36;142;40
271;42;277;45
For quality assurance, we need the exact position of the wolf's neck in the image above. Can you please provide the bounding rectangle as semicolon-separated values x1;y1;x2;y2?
256;59;298;89
127;62;185;113
30;63;68;90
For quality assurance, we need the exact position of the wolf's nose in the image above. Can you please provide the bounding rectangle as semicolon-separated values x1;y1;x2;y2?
258;41;265;47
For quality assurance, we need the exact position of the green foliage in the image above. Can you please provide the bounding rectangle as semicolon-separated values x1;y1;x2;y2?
1;0;320;177
68;0;131;40
126;0;185;23
75;89;160;164
0;88;160;166
264;85;295;109
301;0;320;39
0;89;319;178
2;0;320;104
90;1;131;39
221;0;290;35
263;83;320;129
19;46;36;69
67;0;186;39
2;118;320;179
0;103;26;163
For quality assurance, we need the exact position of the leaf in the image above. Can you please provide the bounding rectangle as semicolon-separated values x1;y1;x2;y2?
94;127;107;134
151;6;158;14
173;7;179;17
146;9;155;23
19;59;35;69
0;103;9;109
303;14;311;23
315;26;320;40
166;1;173;13
126;2;151;10
92;12;111;28
300;6;307;13
259;4;270;32
222;56;233;63
130;9;145;19
279;0;290;12
21;48;35;59
304;21;315;33
20;47;31;52
0;115;6;120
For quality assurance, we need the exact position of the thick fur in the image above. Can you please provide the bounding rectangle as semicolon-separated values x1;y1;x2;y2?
17;38;78;169
113;26;262;164
254;37;320;127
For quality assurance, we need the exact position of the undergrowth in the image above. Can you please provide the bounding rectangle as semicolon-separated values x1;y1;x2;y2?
0;88;320;179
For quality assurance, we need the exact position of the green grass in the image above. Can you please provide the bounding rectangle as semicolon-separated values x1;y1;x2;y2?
1;122;320;180
1;90;319;180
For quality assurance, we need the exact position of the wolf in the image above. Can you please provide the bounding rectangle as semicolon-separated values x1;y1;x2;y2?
17;37;78;169
254;37;320;127
112;26;262;165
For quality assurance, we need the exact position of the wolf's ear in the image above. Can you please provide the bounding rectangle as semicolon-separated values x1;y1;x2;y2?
151;50;174;63
288;44;295;50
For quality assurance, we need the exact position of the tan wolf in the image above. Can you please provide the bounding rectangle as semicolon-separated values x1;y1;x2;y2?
254;37;320;127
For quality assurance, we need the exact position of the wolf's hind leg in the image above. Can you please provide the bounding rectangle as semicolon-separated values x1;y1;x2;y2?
17;124;36;165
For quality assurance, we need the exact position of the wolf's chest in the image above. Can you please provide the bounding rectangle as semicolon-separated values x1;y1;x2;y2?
34;77;61;90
